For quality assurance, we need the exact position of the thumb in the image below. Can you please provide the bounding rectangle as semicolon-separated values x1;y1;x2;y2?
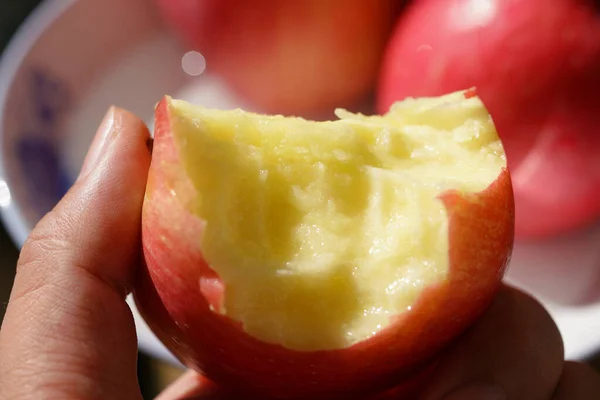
0;107;151;400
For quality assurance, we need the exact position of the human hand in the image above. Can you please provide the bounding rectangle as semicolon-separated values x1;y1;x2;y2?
0;107;599;400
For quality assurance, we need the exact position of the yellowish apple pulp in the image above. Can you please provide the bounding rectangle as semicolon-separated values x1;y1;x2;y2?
166;90;506;351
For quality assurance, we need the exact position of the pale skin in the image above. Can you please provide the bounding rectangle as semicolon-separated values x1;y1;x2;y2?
0;107;599;400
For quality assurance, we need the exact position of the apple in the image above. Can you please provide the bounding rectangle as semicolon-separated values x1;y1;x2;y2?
134;89;515;399
377;0;600;239
153;0;400;117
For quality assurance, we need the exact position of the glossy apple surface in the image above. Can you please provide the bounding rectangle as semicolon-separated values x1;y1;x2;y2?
134;90;515;399
154;0;399;117
377;0;600;239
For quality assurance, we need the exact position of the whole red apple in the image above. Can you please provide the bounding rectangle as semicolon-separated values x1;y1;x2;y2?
154;0;399;117
134;89;514;399
377;0;600;239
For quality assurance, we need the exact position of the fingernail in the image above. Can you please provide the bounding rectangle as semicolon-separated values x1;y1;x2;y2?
79;106;116;179
443;383;506;400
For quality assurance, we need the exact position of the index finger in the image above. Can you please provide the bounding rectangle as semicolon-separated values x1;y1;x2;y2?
420;285;571;400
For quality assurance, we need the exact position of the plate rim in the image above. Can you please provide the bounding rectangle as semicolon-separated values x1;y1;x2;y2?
0;0;78;248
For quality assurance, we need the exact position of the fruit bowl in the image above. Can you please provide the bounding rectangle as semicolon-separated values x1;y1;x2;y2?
0;0;599;366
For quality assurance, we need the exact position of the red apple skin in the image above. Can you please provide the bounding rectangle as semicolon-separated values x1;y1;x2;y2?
153;0;400;117
377;0;600;240
133;97;515;399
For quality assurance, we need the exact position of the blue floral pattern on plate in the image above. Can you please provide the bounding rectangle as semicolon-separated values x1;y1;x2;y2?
15;68;73;219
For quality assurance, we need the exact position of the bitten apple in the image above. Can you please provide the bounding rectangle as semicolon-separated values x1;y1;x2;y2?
134;89;515;399
377;0;600;239
153;0;399;117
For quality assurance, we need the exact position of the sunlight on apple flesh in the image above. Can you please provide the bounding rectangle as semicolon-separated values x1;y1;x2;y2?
167;89;506;351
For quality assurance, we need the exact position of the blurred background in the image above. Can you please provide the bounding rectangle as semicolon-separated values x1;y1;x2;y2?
0;0;599;398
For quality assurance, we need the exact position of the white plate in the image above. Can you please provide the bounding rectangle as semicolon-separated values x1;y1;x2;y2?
0;0;599;366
